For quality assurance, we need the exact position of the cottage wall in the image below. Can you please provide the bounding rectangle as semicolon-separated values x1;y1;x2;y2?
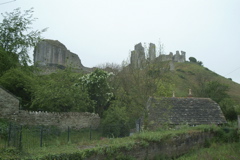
0;87;19;117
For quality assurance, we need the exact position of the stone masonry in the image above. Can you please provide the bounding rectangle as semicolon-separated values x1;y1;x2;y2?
130;43;186;69
0;87;19;118
0;86;100;130
34;39;91;72
130;43;146;69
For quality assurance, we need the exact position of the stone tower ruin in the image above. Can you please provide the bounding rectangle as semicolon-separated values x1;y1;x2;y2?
130;43;146;69
34;39;91;72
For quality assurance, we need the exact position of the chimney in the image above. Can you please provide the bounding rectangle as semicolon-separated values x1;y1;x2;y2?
188;89;192;97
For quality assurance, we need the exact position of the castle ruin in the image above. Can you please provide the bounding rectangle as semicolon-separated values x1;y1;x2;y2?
34;40;186;72
130;43;186;69
34;39;91;73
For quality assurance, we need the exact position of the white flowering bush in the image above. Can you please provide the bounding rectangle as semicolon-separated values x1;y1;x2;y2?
79;69;114;116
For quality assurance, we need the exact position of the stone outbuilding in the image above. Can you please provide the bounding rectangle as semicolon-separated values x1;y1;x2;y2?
146;97;227;128
0;86;20;119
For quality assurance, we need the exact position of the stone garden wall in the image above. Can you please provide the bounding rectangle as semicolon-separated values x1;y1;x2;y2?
0;87;100;130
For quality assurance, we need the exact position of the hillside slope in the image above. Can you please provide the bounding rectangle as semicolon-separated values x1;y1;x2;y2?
162;62;240;104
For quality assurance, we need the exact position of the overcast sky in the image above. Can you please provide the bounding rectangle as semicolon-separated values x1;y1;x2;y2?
1;0;240;83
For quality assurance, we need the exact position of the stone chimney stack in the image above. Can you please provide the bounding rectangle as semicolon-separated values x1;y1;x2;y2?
188;89;192;97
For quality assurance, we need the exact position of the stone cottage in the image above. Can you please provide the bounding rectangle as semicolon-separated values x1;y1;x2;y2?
146;97;227;128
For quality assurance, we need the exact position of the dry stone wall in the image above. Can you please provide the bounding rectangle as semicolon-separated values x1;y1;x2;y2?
14;111;100;130
0;87;100;130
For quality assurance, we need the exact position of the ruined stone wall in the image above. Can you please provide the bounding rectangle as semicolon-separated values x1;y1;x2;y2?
130;43;146;69
34;39;91;72
130;43;186;69
148;43;156;61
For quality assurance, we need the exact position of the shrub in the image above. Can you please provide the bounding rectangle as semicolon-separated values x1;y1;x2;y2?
214;127;239;143
189;57;197;63
101;105;130;137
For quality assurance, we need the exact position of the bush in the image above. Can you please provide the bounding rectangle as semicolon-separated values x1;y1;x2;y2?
214;127;239;143
189;57;197;63
101;105;130;137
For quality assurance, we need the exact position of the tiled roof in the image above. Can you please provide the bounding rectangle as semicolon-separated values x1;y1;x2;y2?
147;97;227;125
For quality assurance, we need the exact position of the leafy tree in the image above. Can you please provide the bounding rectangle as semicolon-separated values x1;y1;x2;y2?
189;57;197;63
202;81;229;103
189;57;203;66
219;98;238;121
0;47;18;76
0;8;47;65
0;67;35;109
154;79;175;97
111;61;169;120
79;69;113;117
31;69;93;112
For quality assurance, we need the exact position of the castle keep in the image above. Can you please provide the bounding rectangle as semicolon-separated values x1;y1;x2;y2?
34;39;91;72
130;43;186;69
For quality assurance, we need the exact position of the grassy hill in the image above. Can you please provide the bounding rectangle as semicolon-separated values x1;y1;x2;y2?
160;61;240;104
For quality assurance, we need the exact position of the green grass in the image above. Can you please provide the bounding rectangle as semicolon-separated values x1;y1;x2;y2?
0;125;215;159
0;124;238;159
177;142;240;160
172;62;240;103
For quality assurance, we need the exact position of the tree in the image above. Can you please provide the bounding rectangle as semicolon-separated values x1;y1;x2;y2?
189;57;203;66
79;69;113;117
0;8;47;65
31;69;93;112
202;81;229;103
0;47;18;76
154;79;175;97
110;61;167;121
219;98;238;121
0;67;35;109
189;57;197;63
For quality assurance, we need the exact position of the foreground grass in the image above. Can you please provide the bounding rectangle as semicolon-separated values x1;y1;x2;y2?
177;142;240;160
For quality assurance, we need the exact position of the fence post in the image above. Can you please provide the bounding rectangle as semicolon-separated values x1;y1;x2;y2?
7;123;12;147
19;125;22;150
89;125;92;140
139;119;141;132
67;126;70;143
238;115;240;130
40;126;43;147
